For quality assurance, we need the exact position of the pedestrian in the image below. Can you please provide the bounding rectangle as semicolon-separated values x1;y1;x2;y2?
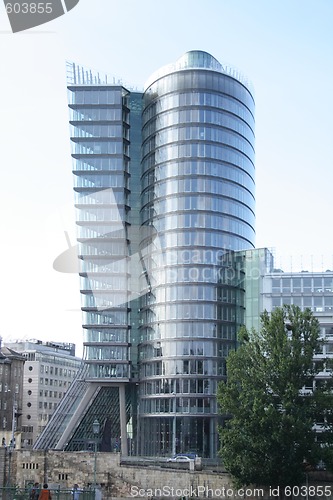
38;483;52;500
72;484;81;500
30;482;40;500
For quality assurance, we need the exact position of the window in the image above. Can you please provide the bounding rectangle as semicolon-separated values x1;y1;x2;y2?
282;278;291;293
22;425;33;433
304;297;312;307
292;278;301;292
314;278;322;292
292;297;302;307
303;278;312;292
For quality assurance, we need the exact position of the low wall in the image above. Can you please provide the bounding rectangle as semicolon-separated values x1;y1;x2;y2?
9;450;333;500
12;450;235;498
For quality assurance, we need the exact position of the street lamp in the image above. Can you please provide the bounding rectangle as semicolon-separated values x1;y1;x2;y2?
92;419;100;489
303;459;310;500
172;391;176;456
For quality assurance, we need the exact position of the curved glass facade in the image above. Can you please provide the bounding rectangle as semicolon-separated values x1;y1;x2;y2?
138;51;255;457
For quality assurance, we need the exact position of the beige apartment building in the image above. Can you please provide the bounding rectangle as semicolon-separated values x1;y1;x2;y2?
4;340;82;447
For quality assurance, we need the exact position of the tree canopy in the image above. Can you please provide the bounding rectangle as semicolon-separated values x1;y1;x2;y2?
217;305;333;490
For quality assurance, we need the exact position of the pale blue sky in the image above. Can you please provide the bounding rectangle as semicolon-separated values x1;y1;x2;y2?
0;0;332;353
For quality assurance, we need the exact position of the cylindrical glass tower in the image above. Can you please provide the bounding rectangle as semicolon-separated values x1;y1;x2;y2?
138;51;255;458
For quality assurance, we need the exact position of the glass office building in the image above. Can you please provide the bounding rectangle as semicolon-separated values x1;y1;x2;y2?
35;51;255;458
138;50;255;456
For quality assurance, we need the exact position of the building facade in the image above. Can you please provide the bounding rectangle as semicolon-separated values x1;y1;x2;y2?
0;345;25;448
35;50;255;458
5;340;81;447
261;269;333;386
138;51;255;457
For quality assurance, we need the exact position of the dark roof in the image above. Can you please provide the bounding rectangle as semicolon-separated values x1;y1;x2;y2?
0;347;25;362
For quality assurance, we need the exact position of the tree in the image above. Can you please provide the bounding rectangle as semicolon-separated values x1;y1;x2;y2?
217;305;333;492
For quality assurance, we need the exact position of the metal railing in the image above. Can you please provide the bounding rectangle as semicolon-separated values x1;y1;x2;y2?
0;487;95;500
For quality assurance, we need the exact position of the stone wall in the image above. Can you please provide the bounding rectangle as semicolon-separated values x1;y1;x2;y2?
15;450;119;490
10;450;333;500
12;450;235;498
113;464;234;498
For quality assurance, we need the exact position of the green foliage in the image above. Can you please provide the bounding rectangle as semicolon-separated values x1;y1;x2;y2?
217;305;333;489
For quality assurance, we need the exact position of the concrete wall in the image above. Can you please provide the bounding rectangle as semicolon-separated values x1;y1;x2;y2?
15;450;118;489
11;450;235;498
9;450;333;500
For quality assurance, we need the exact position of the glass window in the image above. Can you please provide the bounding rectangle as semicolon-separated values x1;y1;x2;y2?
292;278;301;292
303;297;312;307
314;278;323;292
292;297;302;307
303;278;312;292
324;277;333;292
282;278;291;292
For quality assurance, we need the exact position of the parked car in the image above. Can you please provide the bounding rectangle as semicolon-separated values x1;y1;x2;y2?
167;454;193;462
